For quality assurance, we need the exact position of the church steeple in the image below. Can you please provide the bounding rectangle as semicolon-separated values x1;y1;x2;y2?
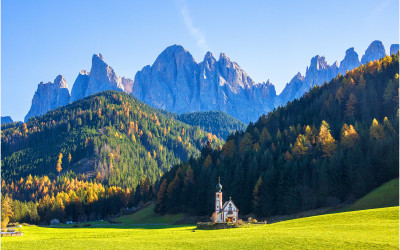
215;177;223;222
216;176;222;192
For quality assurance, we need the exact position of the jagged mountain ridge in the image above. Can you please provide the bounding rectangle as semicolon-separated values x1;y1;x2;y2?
279;40;396;106
132;45;276;123
24;75;70;122
25;40;399;123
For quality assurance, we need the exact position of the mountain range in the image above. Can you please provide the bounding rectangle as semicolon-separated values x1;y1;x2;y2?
24;40;399;123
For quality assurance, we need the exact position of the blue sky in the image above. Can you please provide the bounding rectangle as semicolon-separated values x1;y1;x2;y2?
2;0;399;121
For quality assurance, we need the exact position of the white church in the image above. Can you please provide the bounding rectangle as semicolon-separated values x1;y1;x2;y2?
214;177;239;223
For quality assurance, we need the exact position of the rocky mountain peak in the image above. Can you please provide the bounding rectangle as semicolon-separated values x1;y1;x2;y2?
345;47;356;55
218;53;231;65
204;51;214;59
331;61;339;68
292;72;304;81
93;53;104;61
80;69;89;75
157;44;192;60
91;53;108;70
390;44;399;55
153;44;197;72
85;53;124;97
202;51;216;70
309;56;328;70
25;75;71;122
54;75;68;88
1;116;14;125
339;47;360;75
361;40;386;64
70;70;90;102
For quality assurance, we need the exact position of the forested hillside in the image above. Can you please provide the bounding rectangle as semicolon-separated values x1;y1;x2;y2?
1;91;222;189
155;54;399;217
177;111;247;140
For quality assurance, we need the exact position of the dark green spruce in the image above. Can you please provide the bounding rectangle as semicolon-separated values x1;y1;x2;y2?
177;111;247;140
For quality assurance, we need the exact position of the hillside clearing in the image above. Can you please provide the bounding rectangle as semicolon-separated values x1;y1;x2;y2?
115;204;184;225
346;178;399;212
2;206;398;249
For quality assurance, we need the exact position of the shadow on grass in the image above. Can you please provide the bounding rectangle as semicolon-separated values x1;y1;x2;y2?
38;223;195;230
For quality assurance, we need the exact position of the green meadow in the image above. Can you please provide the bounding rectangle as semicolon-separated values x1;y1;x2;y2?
346;178;399;212
116;203;184;225
2;207;398;249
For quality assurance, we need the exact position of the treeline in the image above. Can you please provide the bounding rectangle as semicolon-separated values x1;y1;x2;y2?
1;91;222;189
1;175;154;225
177;111;247;140
155;54;399;217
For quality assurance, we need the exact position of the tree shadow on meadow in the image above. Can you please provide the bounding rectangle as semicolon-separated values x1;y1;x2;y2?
38;223;195;230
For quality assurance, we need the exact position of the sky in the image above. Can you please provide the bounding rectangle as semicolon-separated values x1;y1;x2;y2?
1;0;399;121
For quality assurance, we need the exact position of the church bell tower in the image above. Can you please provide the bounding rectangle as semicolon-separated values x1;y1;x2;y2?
215;177;223;222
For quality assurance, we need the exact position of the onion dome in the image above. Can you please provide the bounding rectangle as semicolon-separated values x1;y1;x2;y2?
216;177;222;192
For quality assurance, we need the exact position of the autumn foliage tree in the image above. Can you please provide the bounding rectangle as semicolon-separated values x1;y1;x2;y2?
340;124;359;149
370;118;385;140
1;194;14;228
318;121;337;158
292;134;308;156
56;153;63;176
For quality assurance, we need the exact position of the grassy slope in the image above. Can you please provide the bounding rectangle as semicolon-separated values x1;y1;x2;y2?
346;178;399;212
2;207;398;249
115;204;184;224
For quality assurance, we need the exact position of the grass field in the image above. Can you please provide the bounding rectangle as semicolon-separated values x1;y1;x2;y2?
115;204;184;224
346;178;399;212
2;206;398;249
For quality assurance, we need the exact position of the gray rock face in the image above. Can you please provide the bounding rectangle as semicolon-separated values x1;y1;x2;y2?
70;54;125;102
279;73;305;105
390;44;399;55
85;54;124;97
304;56;339;90
279;45;366;105
339;47;360;75
131;45;276;123
25;75;70;122
121;77;134;94
279;56;339;103
24;40;390;124
361;40;386;64
1;116;14;125
70;70;90;102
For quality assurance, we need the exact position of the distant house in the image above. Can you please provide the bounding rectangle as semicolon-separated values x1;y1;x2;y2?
214;178;239;223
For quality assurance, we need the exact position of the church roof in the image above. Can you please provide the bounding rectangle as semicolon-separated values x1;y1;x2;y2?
220;200;239;212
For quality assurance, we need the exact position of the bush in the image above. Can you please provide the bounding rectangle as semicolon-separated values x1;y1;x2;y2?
234;219;245;227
